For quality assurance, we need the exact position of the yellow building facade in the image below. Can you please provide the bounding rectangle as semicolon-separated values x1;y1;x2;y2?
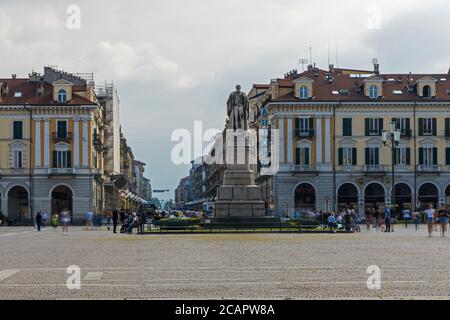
250;64;450;217
0;67;105;224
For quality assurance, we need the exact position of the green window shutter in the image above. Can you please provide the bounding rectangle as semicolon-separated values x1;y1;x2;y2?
295;148;300;165
308;118;314;135
52;150;57;168
305;148;310;165
419;147;424;165
352;148;357;165
338;148;343;165
375;148;379;165
418;118;423;136
365;118;369;136
432;118;437;136
433;148;437;165
445;118;450;137
446;148;450;165
378;118;383;136
67;150;72;168
405;118;410;131
406;148;411;165
365;148;370;165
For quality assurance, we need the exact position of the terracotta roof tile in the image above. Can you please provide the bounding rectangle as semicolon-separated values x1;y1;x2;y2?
0;78;96;106
269;69;450;102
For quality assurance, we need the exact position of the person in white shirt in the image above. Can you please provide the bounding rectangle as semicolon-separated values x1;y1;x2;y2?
424;203;435;238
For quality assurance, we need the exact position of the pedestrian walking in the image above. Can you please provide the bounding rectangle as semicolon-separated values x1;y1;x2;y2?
413;211;420;230
84;211;94;231
438;209;449;237
112;209;119;233
384;207;391;232
425;203;435;238
42;212;48;229
106;211;112;231
51;213;59;231
60;209;70;234
35;211;43;231
365;208;371;231
373;208;379;231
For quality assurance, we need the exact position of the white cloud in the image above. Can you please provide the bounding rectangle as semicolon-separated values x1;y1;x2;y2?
92;41;194;89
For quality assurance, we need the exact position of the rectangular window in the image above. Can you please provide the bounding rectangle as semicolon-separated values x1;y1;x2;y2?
52;150;72;168
339;147;357;166
419;147;437;165
365;147;379;165
57;121;67;139
419;118;436;136
13;150;23;168
342;118;352;136
365;118;383;136
13;121;23;140
295;118;313;136
295;147;310;165
393;118;411;136
394;147;411;165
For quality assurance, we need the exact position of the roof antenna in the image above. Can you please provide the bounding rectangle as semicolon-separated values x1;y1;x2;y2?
299;58;308;72
327;40;330;67
335;40;339;68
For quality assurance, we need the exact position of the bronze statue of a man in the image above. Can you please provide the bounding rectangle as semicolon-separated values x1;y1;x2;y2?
227;84;249;131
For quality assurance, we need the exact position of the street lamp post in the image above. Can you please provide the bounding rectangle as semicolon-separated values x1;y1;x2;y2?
382;121;401;231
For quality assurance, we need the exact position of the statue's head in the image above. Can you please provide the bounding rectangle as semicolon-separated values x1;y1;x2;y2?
236;84;241;92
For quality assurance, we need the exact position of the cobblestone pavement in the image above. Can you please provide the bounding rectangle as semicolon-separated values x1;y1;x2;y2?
0;225;449;299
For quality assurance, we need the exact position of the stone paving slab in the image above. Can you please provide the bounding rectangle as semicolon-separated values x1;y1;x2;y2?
0;226;449;299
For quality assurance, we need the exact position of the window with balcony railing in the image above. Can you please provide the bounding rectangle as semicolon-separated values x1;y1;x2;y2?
365;118;383;136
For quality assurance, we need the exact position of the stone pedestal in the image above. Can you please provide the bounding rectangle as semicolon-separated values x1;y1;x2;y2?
214;132;265;218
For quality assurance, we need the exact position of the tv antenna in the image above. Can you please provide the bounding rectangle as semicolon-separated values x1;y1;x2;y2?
299;59;308;72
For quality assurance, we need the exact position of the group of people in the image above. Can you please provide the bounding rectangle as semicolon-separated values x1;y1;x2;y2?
364;207;396;232
109;209;140;234
424;203;449;238
326;209;359;233
364;204;450;237
35;210;71;234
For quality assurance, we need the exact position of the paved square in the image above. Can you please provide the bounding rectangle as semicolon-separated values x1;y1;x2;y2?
0;225;449;299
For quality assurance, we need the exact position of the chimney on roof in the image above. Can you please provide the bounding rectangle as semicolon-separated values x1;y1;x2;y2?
1;82;9;96
372;58;379;75
11;74;17;79
448;67;450;75
36;80;44;96
329;64;334;73
307;64;313;71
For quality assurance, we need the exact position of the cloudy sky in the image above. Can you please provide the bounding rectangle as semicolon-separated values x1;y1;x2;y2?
1;0;449;201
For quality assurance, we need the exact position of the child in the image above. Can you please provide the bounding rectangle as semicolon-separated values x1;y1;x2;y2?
51;213;59;231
